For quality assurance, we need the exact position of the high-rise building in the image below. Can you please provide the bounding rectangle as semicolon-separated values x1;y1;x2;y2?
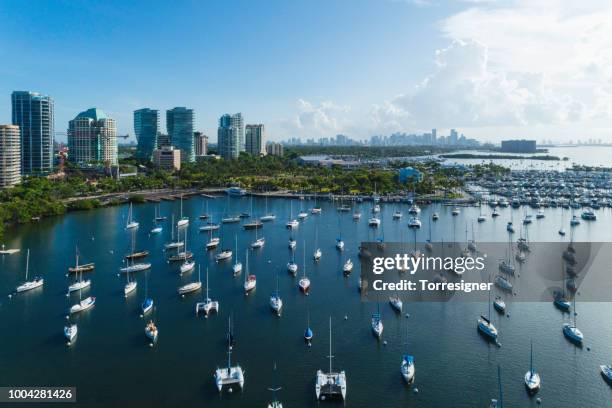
266;142;283;157
245;124;265;156
157;133;171;148
166;107;194;162
134;108;159;160
11;91;54;175
217;113;244;160
194;132;208;156
0;125;22;188
449;129;458;145
153;146;181;171
501;139;536;153
431;128;437;145
67;108;118;166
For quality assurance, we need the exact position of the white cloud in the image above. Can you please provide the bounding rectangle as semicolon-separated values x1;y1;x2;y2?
274;99;352;139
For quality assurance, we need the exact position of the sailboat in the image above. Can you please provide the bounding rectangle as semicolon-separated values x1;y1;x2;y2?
198;199;209;220
145;320;158;342
150;223;162;234
524;340;541;394
562;296;583;344
287;245;298;275
269;275;283;315
126;202;139;229
141;267;153;315
298;243;310;293
315;317;347;401
478;283;498;341
64;323;78;344
165;214;185;249
342;258;353;275
178;264;202;295
478;201;486;222
179;226;195;274
177;194;189;228
400;322;415;383
490;366;503;408
154;204;166;221
499;233;515;275
69;274;96;315
286;201;299;229
121;230;152;274
371;302;383;338
215;317;245;392
297;193;308;219
196;267;219;316
16;249;44;292
67;248;91;293
124;266;137;297
232;235;243;276
554;265;571;312
151;205;163;234
267;363;283;408
425;217;434;252
311;191;322;214
251;222;265;248
389;294;402;313
559;206;566;236
243;250;256;293
313;225;322;261
304;311;313;345
261;195;277;221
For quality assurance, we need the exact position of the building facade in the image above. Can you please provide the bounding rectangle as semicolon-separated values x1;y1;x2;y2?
0;125;22;188
157;133;171;148
153;146;181;171
67;108;118;166
134;108;159;160
266;142;283;157
217;113;244;160
245;124;265;156
11;91;54;174
166;107;194;162
194;132;208;156
501;139;537;153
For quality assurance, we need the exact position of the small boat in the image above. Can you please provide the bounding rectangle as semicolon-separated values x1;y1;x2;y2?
581;210;596;220
342;259;353;275
389;295;402;312
401;355;415;384
524;341;541;394
69;296;96;314
298;211;308;219
288;238;297;250
493;297;506;313
559;228;566;236
352;211;361;220
16;249;44;293
523;214;533;224
199;223;220;231
313;248;322;261
554;292;571;312
64;324;78;343
600;365;612;384
492;208;499;217
506;221;514;233
124;280;137;297
226;186;247;196
372;204;381;213
495;275;513;292
371;304;383;338
145;320;158;342
315;317;347;401
335;238;344;251
180;259;195;274
286;219;299;229
206;237;220;250
150;225;163;234
195;267;219;316
244;251;256;293
570;215;581;226
270;277;283;315
287;261;298;275
154;204;166;222
432;212;439;220
499;260;515;275
142;297;154;315
126;203;139;229
451;207;460;216
214;318;245;392
298;246;310;292
393;211;403;219
536;210;545;219
368;216;381;227
125;250;149;260
215;249;232;262
222;216;241;224
478;214;486;223
251;237;265;249
408;217;421;229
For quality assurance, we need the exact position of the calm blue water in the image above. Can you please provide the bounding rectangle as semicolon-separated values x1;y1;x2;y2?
0;196;611;407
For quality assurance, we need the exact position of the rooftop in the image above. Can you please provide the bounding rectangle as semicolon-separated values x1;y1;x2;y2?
76;108;109;120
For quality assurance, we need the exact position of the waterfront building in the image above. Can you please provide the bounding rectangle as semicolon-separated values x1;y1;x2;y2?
0;125;22;188
399;167;423;183
134;108;159;160
245;124;265;156
266;142;283;157
217;113;244;160
11;91;54;174
166;107;194;162
67;108;118;166
501;139;537;153
194;132;208;156
153;146;181;171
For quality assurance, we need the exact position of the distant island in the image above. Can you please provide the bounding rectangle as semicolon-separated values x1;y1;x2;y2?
440;153;561;161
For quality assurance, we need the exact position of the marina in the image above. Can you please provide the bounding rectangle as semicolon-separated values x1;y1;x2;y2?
1;185;612;407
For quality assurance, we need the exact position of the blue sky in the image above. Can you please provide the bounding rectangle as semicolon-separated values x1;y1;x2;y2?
2;0;611;143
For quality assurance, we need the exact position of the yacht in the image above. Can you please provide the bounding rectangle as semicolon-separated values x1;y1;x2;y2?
69;296;96;314
478;289;498;341
195;267;219;317
215;249;232;262
408;217;421;229
269;277;283;316
389;295;402;313
315;317;347;401
119;262;151;273
150;225;163;234
165;215;184;249
261;214;276;221
298;211;308;220
495;275;513;292
141;298;154;315
371;304;384;338
313;248;322;261
493;297;506;313
222;216;241;224
393;210;403;219
64;324;78;344
432;212;439;220
342;259;353;275
232;236;242;275
600;365;612;384
562;298;583;344
175;195;189;227
126;203;139;229
352;211;361;220
335;238;344;251
178;266;202;295
286;202;299;229
524;341;541;394
180;259;195;274
499;260;515;275
581;209;596;220
372;204;381;213
199;222;220;231
206;237;220;250
401;355;415;384
288;237;297;250
251;237;265;249
298;245;310;292
68;254;91;293
368;216;381;227
287;260;298;275
244;251;256;293
124;280;137;297
16;249;44;293
408;204;420;215
215;318;245;392
145;320;158;342
451;207;460;216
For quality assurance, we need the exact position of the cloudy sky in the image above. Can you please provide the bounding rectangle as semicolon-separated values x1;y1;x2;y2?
1;0;611;143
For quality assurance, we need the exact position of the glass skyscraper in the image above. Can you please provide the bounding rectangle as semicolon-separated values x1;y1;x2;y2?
11;91;54;174
218;113;244;160
166;107;194;162
134;108;159;160
67;108;118;166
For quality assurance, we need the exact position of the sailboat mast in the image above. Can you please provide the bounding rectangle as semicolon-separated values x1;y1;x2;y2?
530;341;534;375
25;249;30;280
498;366;503;408
329;317;333;373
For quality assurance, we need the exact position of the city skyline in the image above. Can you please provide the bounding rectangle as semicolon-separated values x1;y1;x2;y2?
2;1;611;143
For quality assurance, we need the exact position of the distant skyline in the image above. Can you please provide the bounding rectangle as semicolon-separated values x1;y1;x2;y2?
2;0;611;143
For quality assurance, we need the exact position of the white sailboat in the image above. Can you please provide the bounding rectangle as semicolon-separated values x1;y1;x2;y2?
244;250;256;293
269;275;283;315
196;267;219;316
64;324;78;344
342;258;353;275
16;249;44;293
287;246;298;275
400;322;415;383
371;302;383;338
141;268;154;315
286;201;299;229
69;279;96;315
251;224;265;248
178;265;202;295
165;214;184;249
179;226;195;274
126;202;139;229
524;340;541;393
232;235;243;275
261;195;276;221
298;243;310;293
315;317;347;401
389;294;403;313
67;248;91;293
215;317;245;392
177;194;189;227
478;285;498;341
145;320;158;342
313;225;322;261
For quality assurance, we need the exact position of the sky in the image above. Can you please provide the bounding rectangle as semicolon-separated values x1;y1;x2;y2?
1;0;612;144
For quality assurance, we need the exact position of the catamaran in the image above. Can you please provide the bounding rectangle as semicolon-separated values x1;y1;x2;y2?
270;276;283;315
126;202;139;229
177;194;189;227
244;250;256;293
215;318;245;392
16;249;44;293
315;317;347;401
196;267;219;316
524;341;541;393
298;244;310;293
